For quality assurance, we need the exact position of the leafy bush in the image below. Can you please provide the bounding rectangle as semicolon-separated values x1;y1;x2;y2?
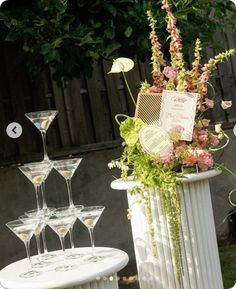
0;0;236;81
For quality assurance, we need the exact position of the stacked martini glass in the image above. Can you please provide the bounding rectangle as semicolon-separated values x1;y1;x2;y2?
6;110;106;278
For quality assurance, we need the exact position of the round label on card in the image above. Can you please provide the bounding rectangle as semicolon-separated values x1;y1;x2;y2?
139;125;173;158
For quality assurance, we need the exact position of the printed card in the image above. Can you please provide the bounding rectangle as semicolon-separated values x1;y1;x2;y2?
159;90;198;141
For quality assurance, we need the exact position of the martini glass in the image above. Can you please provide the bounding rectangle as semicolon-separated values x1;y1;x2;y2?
19;161;53;256
52;158;82;249
18;161;53;211
78;206;105;262
54;205;84;259
6;219;40;278
25;110;58;161
25;207;56;261
19;214;51;268
52;158;82;208
47;213;76;271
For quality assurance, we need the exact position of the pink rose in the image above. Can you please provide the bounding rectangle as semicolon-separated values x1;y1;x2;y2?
198;134;209;147
184;153;198;166
197;150;213;171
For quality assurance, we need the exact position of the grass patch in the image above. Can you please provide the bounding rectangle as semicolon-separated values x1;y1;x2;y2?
219;244;236;289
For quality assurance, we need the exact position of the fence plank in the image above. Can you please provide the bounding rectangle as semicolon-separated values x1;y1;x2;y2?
212;33;236;122
50;72;71;147
63;78;95;145
102;60;126;139
86;63;113;142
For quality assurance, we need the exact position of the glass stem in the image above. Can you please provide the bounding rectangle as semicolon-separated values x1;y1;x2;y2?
35;234;41;257
34;185;41;211
41;131;49;161
66;179;74;208
24;240;32;269
88;228;95;257
69;227;74;249
41;226;48;253
59;236;66;265
41;182;47;209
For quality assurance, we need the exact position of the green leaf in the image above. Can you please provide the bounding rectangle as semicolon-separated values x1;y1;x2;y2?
44;49;60;63
104;27;115;40
120;117;145;146
80;34;93;45
124;26;133;38
86;50;100;60
54;0;67;13
41;43;52;55
106;4;117;17
5;30;19;42
104;42;122;56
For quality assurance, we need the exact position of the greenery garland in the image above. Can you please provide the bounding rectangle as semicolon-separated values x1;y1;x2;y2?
109;117;184;284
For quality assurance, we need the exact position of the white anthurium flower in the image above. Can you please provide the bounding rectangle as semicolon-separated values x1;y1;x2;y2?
0;0;7;5
221;100;232;110
231;0;236;5
108;57;134;73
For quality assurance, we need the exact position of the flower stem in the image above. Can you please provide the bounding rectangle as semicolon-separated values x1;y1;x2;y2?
121;71;136;107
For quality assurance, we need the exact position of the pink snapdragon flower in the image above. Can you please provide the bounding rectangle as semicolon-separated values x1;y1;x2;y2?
205;98;214;108
163;66;177;80
209;134;220;146
149;85;159;93
201;119;210;127
221;100;232;110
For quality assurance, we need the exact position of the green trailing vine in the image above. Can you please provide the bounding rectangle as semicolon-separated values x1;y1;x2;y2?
109;117;184;284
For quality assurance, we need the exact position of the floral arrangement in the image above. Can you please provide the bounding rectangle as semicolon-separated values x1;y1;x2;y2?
108;0;235;285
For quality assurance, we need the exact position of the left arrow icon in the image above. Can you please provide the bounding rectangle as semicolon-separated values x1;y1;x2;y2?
6;122;23;138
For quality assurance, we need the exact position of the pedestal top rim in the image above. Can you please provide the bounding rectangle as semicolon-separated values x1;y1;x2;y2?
111;169;221;190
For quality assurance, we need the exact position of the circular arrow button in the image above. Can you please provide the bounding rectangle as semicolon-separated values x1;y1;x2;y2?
6;122;23;138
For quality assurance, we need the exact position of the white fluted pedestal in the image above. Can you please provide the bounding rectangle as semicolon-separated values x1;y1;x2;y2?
111;170;224;289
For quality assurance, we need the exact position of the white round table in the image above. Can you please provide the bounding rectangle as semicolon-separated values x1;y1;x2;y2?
0;247;129;289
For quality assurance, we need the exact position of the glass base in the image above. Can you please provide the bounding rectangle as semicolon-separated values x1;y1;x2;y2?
55;264;77;272
32;260;52;268
40;253;56;260
66;253;84;260
87;255;104;262
19;270;40;278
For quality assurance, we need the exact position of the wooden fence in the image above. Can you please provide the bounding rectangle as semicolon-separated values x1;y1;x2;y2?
1;30;236;165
